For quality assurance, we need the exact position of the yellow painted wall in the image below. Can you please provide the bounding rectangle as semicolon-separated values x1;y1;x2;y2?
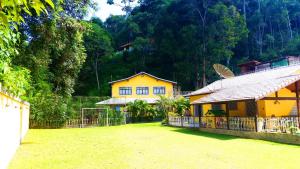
257;100;266;117
111;74;174;98
262;87;296;117
190;94;247;117
189;94;207;115
190;87;297;117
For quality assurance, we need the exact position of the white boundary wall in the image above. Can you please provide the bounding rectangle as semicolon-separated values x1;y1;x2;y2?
0;89;30;169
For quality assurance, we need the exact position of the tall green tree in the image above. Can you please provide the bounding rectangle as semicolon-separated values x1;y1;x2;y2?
75;18;114;96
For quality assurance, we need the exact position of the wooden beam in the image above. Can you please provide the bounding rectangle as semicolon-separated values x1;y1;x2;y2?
261;97;297;100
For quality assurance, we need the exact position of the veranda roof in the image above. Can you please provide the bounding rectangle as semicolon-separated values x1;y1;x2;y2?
191;64;300;104
96;98;158;105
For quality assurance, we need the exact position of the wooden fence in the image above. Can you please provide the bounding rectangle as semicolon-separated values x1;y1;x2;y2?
30;118;126;129
169;116;300;134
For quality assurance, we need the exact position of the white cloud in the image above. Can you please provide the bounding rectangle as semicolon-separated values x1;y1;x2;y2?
87;0;139;21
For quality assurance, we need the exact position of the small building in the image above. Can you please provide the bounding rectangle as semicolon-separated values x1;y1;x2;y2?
96;72;177;110
183;56;300;132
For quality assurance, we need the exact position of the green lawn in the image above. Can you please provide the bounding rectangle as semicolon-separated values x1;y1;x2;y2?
9;123;300;169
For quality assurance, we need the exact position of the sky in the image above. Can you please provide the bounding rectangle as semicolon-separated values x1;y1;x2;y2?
87;0;139;21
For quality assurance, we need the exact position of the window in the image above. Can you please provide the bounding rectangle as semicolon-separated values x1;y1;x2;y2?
194;105;202;116
212;104;222;110
153;87;166;95
136;87;149;95
228;102;238;110
115;106;121;112
119;87;132;95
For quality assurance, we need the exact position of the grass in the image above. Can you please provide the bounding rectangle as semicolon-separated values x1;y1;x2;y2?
9;122;300;169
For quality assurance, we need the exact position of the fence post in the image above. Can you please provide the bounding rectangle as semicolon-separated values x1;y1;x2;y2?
254;116;258;132
81;108;83;128
106;108;109;126
181;115;183;127
199;114;201;129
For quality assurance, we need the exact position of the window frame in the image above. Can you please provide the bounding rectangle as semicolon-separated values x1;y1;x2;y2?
119;87;132;95
136;87;149;95
153;86;166;95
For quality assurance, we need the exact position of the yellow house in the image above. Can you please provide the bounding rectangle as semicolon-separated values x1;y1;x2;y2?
96;72;177;110
186;56;300;132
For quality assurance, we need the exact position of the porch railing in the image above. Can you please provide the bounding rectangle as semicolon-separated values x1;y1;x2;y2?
229;117;256;131
168;116;300;134
258;116;299;133
168;116;199;128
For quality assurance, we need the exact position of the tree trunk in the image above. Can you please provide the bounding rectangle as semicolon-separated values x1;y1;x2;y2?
283;2;293;40
95;55;100;91
243;0;247;22
243;0;249;57
278;23;284;50
202;57;206;87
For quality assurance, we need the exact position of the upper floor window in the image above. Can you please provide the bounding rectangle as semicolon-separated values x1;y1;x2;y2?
153;86;166;95
136;87;149;95
119;87;132;95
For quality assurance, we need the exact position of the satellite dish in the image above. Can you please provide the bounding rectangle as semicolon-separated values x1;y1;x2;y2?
213;64;235;79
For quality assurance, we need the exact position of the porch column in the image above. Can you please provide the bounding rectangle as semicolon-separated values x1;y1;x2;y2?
225;102;230;130
295;81;300;128
255;101;259;132
198;104;202;129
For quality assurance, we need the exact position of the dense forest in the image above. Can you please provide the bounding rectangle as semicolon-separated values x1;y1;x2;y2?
2;0;300;122
75;0;300;96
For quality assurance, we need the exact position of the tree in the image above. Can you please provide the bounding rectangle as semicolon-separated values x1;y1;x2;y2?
126;100;157;122
0;0;54;96
107;0;138;17
0;0;54;61
173;97;190;116
75;18;114;95
156;95;173;120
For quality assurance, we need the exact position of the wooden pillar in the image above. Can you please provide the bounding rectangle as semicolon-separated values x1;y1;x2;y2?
254;101;259;132
199;104;202;129
225;102;230;130
295;81;300;128
193;113;196;128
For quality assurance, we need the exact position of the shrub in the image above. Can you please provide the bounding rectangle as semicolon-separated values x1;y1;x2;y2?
29;93;68;128
125;100;157;122
173;96;190;116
